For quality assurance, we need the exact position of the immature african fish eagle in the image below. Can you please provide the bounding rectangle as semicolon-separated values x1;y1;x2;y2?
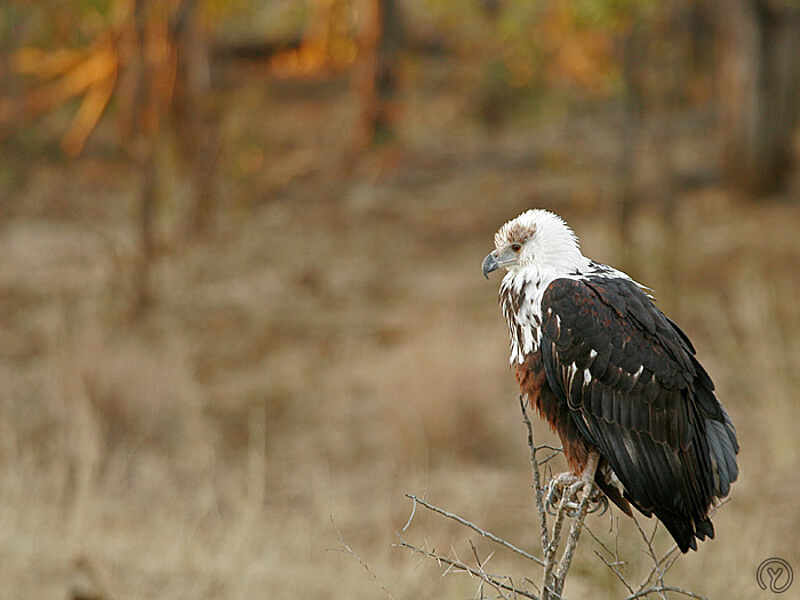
482;209;738;552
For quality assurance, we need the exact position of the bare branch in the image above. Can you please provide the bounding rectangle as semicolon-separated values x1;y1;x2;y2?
631;515;667;599
635;544;679;594
541;485;570;598
405;494;544;567
551;451;600;598
394;539;540;600
648;522;658;547
395;397;725;600
538;449;563;465
402;493;418;532
623;586;709;600
523;575;541;596
585;523;625;568
554;484;593;583
519;395;551;554
469;540;509;600
588;518;635;594
593;550;634;595
331;518;395;600
635;498;730;594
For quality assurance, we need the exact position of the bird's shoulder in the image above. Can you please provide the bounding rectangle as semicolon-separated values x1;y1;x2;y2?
541;272;657;335
540;273;702;390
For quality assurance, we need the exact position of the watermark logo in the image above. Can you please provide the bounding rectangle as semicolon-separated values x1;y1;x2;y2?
756;558;793;594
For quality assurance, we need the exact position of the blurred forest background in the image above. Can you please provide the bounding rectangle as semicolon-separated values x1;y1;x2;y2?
0;0;799;598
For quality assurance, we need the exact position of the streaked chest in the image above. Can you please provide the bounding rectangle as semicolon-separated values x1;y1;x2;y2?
499;272;548;363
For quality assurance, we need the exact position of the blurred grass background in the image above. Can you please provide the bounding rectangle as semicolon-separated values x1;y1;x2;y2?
0;0;799;598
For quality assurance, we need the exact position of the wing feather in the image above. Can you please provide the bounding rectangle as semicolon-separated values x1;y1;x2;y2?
540;276;738;552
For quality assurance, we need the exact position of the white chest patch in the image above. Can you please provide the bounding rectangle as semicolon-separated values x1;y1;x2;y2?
499;269;558;364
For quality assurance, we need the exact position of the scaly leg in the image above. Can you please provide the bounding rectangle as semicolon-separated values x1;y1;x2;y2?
580;448;600;483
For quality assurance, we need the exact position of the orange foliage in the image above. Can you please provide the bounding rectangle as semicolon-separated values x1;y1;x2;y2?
540;2;617;95
539;2;619;96
10;0;184;156
268;0;358;78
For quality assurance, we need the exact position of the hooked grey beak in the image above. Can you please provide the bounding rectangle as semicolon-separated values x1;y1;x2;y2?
482;250;500;279
482;246;521;278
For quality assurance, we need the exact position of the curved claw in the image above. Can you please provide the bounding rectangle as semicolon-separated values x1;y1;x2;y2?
590;494;609;515
544;473;608;517
544;473;577;516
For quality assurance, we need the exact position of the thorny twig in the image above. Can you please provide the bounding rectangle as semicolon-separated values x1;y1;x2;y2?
394;538;539;600
469;540;506;600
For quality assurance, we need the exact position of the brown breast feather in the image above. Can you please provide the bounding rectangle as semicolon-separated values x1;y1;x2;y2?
514;351;633;516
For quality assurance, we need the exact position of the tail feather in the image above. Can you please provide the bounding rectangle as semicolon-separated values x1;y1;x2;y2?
655;509;716;553
656;509;697;553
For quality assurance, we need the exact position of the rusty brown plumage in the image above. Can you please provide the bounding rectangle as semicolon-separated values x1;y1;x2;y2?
515;353;590;475
515;351;634;517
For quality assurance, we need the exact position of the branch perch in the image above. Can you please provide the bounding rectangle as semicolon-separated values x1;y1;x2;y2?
391;394;721;600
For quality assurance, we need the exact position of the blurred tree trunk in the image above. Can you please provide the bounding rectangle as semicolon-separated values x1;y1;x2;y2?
0;5;27;222
130;0;158;315
617;18;644;271
718;0;800;196
479;0;502;20
352;0;403;150
169;0;219;237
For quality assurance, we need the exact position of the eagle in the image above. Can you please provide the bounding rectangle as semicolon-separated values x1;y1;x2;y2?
482;209;738;552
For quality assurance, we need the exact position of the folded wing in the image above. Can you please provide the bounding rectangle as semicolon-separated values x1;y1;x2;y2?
539;276;739;552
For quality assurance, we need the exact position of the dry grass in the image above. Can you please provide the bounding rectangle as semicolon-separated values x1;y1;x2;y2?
1;70;799;599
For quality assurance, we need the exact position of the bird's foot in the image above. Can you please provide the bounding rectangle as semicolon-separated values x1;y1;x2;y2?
544;471;607;517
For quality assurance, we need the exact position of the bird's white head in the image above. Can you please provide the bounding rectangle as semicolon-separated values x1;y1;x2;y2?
482;209;586;280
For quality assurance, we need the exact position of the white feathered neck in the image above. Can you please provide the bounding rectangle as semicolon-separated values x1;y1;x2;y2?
494;210;627;363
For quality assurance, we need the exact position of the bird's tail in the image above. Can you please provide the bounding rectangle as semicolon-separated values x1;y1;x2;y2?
655;509;715;553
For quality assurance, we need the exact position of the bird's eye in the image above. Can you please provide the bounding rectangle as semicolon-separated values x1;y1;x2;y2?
511;244;521;252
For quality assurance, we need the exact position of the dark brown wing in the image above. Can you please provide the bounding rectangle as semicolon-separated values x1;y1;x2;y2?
539;276;738;552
